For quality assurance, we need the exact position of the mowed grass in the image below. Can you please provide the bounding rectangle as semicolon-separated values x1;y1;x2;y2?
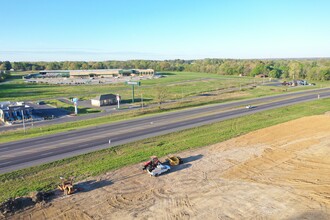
0;71;260;102
0;98;329;203
2;71;328;106
0;83;326;144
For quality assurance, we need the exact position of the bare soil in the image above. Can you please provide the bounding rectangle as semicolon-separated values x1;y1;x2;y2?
5;115;330;220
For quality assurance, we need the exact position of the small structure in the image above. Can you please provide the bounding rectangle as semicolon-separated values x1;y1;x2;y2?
0;101;33;123
91;94;118;107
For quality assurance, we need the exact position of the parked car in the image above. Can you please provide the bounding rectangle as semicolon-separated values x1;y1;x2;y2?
36;101;46;105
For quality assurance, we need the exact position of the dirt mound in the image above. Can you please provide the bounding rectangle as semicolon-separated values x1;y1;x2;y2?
0;191;54;217
5;115;330;219
0;197;34;216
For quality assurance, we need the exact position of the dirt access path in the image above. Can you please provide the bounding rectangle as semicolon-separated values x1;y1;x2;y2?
6;114;330;219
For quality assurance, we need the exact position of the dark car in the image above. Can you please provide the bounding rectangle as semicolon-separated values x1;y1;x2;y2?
36;101;46;105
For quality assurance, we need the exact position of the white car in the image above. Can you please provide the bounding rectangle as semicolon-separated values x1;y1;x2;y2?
246;105;252;109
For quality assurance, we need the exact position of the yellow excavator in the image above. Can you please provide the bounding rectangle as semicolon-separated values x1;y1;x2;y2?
167;155;183;166
58;177;74;195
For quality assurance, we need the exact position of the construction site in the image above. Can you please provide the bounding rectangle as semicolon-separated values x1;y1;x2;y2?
1;113;330;219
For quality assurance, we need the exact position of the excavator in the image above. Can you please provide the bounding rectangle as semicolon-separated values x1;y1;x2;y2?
58;177;74;195
167;155;183;166
142;155;183;176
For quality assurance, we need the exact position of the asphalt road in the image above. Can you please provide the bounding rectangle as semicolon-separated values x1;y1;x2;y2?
1;88;330;174
0;85;324;133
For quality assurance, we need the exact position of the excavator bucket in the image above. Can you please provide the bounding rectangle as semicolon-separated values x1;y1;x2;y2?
58;177;74;195
167;156;183;166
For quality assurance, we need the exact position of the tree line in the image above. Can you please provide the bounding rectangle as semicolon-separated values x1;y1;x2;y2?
1;59;330;81
0;61;11;82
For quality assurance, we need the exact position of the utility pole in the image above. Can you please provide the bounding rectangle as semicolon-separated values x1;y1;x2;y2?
21;109;26;134
141;93;144;109
132;85;135;103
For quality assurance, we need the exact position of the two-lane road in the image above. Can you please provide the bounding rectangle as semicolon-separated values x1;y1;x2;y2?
1;88;330;174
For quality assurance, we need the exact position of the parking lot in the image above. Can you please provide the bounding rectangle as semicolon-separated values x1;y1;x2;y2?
24;75;154;85
27;102;70;119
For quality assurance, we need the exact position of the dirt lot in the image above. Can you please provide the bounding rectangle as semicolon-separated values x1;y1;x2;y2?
5;114;330;219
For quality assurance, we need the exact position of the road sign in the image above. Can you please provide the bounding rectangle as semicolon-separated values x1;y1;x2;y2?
116;94;120;109
126;81;141;86
125;81;141;103
72;98;78;114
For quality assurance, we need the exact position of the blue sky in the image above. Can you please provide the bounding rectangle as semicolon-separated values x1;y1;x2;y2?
1;0;330;61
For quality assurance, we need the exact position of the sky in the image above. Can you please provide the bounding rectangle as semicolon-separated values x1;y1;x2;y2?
1;0;330;61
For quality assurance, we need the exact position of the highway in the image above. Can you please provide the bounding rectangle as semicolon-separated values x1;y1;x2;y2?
0;88;330;174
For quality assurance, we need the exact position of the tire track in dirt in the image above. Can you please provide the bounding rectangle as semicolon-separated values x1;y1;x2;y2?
6;115;330;219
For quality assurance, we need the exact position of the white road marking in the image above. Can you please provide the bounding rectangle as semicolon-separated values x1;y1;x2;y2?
40;152;54;156
0;161;11;166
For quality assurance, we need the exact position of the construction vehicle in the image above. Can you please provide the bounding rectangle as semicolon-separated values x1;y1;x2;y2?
142;156;170;176
148;163;170;176
167;155;183;166
58;177;74;195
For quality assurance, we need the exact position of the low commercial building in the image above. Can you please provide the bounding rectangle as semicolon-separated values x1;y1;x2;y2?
91;94;118;107
29;69;155;79
0;101;33;123
135;69;154;76
70;69;120;78
119;69;154;77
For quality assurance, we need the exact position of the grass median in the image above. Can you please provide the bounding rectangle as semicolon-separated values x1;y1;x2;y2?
0;98;330;203
0;91;251;144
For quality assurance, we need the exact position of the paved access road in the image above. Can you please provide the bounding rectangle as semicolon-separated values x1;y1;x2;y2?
1;88;330;174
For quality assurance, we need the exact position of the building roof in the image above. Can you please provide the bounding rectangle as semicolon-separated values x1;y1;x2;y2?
70;69;121;76
92;94;117;101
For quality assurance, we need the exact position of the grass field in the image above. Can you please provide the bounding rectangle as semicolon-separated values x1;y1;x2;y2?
0;98;329;203
0;71;295;102
0;81;328;144
2;71;328;104
0;71;256;102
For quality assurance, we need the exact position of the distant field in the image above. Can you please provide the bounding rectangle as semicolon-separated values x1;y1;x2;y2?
0;71;261;102
1;72;327;105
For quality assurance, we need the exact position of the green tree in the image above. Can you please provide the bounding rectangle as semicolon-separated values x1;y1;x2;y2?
3;61;12;70
81;63;89;69
154;86;168;109
249;63;265;77
268;69;282;78
319;68;330;80
0;61;12;71
288;62;302;80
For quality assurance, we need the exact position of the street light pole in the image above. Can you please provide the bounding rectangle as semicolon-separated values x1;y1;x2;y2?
21;109;26;134
132;85;135;103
